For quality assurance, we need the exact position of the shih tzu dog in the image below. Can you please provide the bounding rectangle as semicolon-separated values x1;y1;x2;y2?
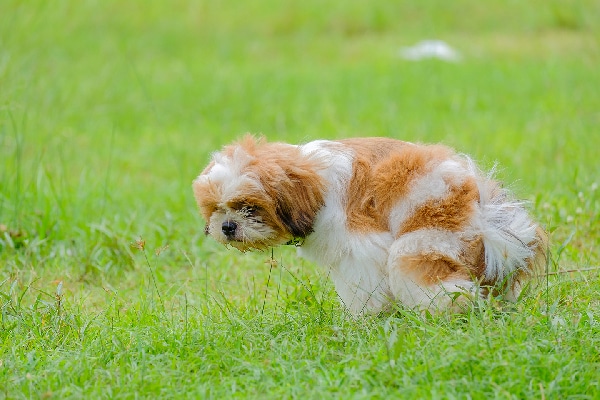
193;135;546;315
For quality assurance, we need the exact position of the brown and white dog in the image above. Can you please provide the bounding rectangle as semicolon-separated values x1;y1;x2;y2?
193;136;546;314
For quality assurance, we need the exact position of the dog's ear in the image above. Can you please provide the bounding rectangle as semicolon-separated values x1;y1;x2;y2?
274;166;325;238
276;195;316;238
250;141;326;239
192;160;221;223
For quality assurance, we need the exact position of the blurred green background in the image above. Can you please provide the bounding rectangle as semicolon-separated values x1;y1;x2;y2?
1;1;600;397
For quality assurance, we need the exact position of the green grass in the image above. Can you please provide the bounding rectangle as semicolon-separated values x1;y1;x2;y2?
1;0;600;398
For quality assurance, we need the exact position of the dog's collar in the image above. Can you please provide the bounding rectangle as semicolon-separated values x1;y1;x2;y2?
285;237;304;247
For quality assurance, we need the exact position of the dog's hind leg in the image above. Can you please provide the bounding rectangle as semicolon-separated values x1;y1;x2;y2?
387;229;480;313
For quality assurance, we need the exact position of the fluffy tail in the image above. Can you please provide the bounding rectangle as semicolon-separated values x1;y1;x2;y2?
467;159;547;293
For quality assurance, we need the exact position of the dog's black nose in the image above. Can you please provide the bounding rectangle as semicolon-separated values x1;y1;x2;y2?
222;221;237;238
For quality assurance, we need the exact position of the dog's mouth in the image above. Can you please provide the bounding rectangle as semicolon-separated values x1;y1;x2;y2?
223;235;275;252
205;217;288;252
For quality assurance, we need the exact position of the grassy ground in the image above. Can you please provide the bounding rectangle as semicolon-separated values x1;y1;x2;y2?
1;0;599;398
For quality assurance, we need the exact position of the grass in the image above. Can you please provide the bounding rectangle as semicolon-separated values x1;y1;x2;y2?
1;0;600;398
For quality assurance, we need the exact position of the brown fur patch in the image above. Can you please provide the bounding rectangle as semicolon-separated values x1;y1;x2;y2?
399;252;470;286
339;138;454;233
398;177;479;236
460;236;487;281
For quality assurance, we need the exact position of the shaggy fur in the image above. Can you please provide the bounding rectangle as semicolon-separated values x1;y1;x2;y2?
193;136;547;314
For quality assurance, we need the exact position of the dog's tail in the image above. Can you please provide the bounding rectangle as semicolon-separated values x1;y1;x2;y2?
466;159;547;296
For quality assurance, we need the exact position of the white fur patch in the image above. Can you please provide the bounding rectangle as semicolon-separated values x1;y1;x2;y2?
325;232;394;314
298;140;355;265
198;149;265;204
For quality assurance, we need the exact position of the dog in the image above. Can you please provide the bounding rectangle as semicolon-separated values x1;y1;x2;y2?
192;135;546;314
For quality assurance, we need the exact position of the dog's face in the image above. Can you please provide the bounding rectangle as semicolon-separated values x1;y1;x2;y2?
192;136;325;251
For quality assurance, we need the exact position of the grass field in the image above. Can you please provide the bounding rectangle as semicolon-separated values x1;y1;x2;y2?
1;0;600;398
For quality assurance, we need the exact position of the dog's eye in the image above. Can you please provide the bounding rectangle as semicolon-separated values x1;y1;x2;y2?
241;205;259;216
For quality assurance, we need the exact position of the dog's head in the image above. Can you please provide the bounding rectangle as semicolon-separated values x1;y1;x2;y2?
192;136;325;251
